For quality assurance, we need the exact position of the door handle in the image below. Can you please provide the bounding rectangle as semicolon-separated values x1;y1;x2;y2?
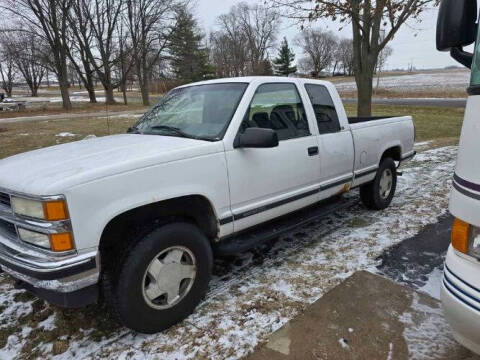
308;146;319;156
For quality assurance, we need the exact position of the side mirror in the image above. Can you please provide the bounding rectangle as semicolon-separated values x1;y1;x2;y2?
235;128;279;148
437;0;477;67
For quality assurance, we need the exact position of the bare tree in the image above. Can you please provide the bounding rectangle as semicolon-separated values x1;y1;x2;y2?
270;0;439;116
67;1;98;103
236;2;279;75
116;20;135;104
375;45;393;89
2;31;47;97
296;28;337;77
337;38;354;75
0;37;16;97
1;0;73;109
73;0;124;105
125;0;179;105
376;45;393;74
210;2;278;77
211;14;249;77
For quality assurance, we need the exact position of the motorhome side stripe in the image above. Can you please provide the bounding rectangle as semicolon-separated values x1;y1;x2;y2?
443;279;480;313
453;182;480;201
445;264;480;294
219;177;353;224
454;173;480;192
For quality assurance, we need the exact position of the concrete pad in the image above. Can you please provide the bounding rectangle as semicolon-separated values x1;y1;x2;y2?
247;271;479;360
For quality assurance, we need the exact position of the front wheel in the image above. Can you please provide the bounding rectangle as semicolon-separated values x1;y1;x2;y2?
108;222;213;333
360;157;397;210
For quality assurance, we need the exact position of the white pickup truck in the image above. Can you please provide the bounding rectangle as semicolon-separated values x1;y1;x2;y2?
0;77;415;333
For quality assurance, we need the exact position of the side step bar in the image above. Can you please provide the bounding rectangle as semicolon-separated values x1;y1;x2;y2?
214;196;357;256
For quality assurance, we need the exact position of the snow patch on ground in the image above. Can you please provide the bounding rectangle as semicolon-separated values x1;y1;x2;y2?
400;292;458;360
338;338;350;349
0;146;459;359
49;96;123;103
56;132;76;137
418;267;444;300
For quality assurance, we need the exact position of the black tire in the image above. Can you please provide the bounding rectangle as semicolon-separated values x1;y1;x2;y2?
107;222;213;333
360;157;397;210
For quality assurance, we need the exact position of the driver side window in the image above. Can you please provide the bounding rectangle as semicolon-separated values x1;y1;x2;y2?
240;83;310;141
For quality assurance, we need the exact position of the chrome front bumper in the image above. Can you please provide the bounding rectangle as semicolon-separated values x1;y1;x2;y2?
0;234;99;293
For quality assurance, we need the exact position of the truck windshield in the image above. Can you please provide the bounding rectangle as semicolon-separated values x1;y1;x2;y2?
133;83;248;141
471;26;480;86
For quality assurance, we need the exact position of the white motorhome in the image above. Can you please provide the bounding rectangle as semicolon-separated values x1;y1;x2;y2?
437;0;480;354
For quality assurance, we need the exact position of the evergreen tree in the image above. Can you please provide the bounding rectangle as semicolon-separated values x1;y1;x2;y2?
168;8;213;83
273;37;297;76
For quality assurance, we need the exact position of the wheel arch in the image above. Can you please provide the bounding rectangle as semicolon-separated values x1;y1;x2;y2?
99;194;219;257
380;144;402;162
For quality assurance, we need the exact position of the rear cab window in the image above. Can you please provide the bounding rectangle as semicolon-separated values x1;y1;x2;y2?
240;83;311;141
304;84;341;134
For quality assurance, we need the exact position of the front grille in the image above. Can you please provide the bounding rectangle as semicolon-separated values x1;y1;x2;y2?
0;218;16;239
0;192;10;208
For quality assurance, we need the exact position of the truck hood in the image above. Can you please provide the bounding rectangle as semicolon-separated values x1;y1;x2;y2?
0;134;220;195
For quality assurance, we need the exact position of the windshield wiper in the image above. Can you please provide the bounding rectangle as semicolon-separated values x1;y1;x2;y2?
149;125;212;141
127;126;141;134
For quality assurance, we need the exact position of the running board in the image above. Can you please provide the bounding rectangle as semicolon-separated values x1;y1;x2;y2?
214;196;357;256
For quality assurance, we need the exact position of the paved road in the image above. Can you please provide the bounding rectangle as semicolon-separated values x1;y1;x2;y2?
344;97;467;107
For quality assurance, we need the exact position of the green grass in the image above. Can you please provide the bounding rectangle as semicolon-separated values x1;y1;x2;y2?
0;115;139;159
344;104;465;143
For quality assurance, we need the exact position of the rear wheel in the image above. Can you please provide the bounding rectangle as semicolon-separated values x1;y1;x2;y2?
106;222;213;333
360;157;397;210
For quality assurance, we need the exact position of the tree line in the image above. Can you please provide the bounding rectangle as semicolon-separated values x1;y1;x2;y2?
0;0;436;116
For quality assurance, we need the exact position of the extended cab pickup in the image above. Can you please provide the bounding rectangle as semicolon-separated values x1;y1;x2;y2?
0;77;415;333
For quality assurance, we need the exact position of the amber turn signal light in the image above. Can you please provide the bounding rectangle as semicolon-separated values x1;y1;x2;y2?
49;233;74;252
451;218;470;254
43;200;69;221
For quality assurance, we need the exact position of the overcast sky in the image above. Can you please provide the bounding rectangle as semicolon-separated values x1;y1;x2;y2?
196;0;467;70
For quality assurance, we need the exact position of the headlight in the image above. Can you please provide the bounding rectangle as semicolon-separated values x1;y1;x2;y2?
451;218;480;259
468;226;480;259
17;228;51;249
11;196;69;221
10;197;44;219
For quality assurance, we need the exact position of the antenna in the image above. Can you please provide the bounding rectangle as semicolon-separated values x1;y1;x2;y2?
105;97;111;135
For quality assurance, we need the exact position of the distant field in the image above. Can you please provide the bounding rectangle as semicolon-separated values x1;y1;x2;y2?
331;68;470;98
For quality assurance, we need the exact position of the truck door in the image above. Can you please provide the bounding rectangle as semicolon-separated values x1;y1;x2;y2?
225;82;321;233
304;84;355;198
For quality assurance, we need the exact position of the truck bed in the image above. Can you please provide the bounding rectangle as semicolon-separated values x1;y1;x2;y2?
348;115;415;187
